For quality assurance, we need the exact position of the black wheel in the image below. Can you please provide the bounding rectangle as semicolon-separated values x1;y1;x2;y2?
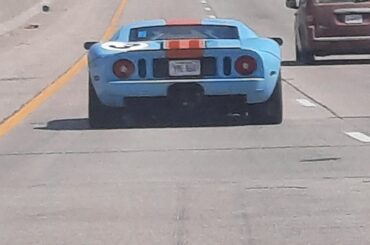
248;75;283;125
296;35;314;65
89;79;120;129
296;45;314;65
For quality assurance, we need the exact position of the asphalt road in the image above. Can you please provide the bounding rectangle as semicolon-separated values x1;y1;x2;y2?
0;0;370;244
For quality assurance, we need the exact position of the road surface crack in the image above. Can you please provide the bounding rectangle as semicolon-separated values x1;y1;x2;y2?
301;157;341;163
245;186;307;191
174;185;189;245
0;144;368;157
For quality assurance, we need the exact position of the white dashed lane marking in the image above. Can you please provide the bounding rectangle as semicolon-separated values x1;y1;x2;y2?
296;99;317;107
345;132;370;143
200;0;217;18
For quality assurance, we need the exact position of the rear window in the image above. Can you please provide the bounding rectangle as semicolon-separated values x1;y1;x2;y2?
129;25;239;41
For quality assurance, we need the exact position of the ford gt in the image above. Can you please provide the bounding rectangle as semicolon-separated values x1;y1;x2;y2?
84;19;283;128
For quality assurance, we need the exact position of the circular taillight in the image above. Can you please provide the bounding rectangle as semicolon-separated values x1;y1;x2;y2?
235;56;257;75
113;59;135;78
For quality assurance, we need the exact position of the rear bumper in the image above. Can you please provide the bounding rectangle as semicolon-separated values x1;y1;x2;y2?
94;77;277;107
307;26;370;55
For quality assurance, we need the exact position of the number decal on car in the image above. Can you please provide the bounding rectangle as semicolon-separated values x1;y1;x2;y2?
101;41;149;52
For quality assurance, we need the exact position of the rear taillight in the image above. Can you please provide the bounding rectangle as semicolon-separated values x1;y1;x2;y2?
235;56;257;75
113;59;135;78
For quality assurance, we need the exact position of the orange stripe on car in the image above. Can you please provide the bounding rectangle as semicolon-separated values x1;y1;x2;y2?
166;19;201;25
168;40;181;49
179;40;190;49
189;39;205;49
165;39;205;59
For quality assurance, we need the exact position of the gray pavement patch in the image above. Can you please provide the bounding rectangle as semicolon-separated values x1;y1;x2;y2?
0;144;368;157
0;0;55;36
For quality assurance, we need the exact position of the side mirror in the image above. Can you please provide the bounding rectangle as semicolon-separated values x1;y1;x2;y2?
270;37;284;46
286;0;298;9
84;41;98;50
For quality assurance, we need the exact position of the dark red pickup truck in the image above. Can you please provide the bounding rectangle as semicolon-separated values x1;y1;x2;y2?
286;0;370;64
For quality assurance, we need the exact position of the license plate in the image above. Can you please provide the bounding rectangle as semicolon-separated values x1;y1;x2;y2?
169;60;201;76
345;14;363;24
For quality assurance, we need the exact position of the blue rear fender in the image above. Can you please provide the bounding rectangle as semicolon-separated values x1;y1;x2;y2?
240;38;281;104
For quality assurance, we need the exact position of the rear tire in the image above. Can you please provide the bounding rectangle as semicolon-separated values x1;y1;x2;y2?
89;79;120;129
296;34;314;65
248;75;283;125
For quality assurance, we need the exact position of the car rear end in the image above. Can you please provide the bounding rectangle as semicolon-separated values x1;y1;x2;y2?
88;22;280;109
89;41;271;109
307;0;370;56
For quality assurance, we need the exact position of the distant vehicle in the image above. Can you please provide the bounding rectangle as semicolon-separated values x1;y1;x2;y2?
84;19;283;128
286;0;370;64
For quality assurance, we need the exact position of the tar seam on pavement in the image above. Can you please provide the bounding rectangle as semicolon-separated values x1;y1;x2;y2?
0;144;368;157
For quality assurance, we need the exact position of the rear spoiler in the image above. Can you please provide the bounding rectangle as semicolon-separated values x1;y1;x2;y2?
84;41;98;50
83;38;283;52
270;37;283;46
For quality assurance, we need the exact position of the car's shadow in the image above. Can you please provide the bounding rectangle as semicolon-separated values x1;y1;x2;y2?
35;111;252;131
282;59;370;67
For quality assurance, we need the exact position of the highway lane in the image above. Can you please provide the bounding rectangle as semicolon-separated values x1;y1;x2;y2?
0;0;124;122
0;0;370;244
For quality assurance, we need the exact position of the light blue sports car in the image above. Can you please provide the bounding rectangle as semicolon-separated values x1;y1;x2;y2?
85;18;283;128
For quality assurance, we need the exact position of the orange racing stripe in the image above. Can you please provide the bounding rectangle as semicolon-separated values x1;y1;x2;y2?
166;19;201;26
165;39;205;59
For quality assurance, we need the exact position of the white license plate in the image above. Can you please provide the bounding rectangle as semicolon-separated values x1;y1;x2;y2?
169;60;201;76
345;14;363;24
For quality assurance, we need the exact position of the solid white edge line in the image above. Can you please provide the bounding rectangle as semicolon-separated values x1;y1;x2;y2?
345;132;370;143
296;99;317;107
